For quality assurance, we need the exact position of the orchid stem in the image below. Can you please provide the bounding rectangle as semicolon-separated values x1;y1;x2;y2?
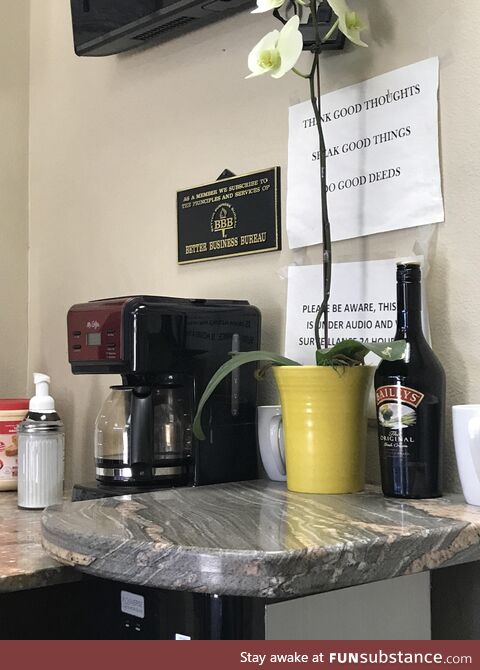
292;67;309;79
321;18;339;44
309;0;332;351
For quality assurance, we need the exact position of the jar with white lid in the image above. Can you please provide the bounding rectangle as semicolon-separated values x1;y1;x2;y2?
0;399;29;491
17;373;65;509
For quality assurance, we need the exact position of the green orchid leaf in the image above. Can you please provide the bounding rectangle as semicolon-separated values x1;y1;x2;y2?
193;351;300;441
362;340;407;360
316;339;407;366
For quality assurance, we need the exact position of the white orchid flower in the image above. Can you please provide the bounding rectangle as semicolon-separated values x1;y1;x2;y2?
252;0;286;14
246;16;303;80
327;0;368;47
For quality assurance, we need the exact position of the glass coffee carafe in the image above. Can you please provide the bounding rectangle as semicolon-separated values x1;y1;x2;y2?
94;374;193;485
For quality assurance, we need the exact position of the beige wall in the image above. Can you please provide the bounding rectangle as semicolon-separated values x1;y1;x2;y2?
0;2;29;397
28;1;477;489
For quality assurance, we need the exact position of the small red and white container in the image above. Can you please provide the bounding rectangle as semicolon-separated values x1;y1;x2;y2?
0;399;29;491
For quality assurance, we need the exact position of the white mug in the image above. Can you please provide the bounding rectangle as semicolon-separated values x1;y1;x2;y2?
452;405;480;506
257;405;286;482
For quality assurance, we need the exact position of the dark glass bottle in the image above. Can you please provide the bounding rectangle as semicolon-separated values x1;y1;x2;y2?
374;262;445;498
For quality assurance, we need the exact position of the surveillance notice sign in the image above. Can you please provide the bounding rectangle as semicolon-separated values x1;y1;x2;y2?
177;167;281;264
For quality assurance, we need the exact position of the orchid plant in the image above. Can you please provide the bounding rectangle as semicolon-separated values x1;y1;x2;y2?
193;0;406;440
247;0;367;351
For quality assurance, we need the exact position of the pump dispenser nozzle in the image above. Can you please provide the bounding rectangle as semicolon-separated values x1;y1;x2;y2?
29;373;56;413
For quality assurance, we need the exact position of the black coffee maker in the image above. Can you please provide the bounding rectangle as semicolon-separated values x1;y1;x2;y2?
67;296;261;500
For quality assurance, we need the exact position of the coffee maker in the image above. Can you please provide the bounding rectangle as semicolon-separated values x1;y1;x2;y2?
67;296;261;500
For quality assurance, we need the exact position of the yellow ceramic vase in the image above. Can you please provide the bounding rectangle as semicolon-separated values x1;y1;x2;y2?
273;365;374;494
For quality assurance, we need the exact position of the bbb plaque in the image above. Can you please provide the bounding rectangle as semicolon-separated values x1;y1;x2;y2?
177;167;281;264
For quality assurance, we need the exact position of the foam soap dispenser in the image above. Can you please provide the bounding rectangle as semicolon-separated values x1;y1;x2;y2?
17;373;65;509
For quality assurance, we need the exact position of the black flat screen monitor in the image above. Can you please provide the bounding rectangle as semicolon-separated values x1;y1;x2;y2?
71;0;254;56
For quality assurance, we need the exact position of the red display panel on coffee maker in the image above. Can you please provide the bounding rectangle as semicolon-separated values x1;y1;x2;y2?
67;299;126;363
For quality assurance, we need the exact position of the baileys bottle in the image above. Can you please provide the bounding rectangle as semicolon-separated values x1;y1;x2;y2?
375;262;445;498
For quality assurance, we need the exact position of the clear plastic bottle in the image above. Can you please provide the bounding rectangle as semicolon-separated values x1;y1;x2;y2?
17;373;65;509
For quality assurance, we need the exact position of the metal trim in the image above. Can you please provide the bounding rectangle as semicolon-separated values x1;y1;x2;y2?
96;466;185;478
154;466;185;476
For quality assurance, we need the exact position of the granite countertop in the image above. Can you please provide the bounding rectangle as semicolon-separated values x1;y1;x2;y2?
41;480;480;599
0;492;78;593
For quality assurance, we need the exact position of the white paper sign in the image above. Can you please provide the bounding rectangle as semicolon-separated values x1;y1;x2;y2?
284;258;429;364
287;58;444;248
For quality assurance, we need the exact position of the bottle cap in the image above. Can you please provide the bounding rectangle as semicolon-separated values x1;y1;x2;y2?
29;373;56;412
397;262;421;282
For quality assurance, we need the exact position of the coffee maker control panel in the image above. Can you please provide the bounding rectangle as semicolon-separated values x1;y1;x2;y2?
68;300;124;365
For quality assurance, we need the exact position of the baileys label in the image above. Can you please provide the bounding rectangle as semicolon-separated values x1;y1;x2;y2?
376;385;424;409
376;385;424;457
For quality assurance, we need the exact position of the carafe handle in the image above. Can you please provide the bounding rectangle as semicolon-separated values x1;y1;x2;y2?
130;388;153;469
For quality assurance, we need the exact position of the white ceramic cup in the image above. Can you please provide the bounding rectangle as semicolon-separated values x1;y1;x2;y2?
257;405;286;482
452;404;480;506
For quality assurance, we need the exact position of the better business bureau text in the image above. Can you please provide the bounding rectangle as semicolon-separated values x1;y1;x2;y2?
185;232;267;255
